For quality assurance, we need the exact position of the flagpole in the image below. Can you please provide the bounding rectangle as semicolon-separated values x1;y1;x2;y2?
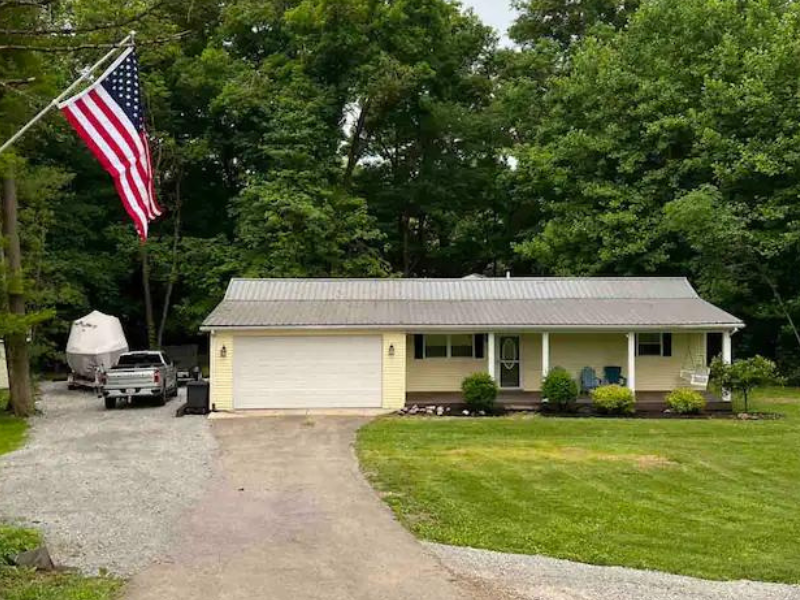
0;32;136;157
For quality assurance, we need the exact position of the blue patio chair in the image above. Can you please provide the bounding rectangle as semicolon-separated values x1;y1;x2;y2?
603;366;627;386
579;366;602;394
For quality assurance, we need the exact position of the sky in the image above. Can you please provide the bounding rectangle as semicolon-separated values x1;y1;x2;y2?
461;0;516;45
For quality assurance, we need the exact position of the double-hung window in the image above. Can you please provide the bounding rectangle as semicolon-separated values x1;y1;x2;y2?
414;334;485;359
636;333;672;357
424;334;448;358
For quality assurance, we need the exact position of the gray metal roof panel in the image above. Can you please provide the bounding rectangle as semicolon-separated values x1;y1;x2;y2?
202;297;742;329
223;277;700;302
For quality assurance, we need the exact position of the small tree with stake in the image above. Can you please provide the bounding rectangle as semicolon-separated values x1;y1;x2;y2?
710;356;782;414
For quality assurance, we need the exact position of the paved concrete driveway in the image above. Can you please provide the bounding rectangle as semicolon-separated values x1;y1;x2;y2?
124;416;492;600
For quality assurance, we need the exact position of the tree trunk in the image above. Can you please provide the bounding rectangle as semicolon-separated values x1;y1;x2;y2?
401;210;410;277
140;243;156;349
2;177;33;417
343;98;370;189
760;270;800;350
157;178;182;347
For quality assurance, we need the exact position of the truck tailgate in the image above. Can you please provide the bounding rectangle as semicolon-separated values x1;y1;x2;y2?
105;369;157;389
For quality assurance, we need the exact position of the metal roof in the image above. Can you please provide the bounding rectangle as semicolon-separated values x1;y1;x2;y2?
201;278;743;330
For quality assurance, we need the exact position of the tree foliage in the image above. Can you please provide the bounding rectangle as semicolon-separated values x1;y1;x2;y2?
711;356;782;413
1;0;800;382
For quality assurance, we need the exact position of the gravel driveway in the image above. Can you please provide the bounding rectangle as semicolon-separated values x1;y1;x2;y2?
0;382;215;575
429;543;800;600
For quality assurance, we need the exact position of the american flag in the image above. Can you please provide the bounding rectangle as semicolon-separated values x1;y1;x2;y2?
59;47;162;240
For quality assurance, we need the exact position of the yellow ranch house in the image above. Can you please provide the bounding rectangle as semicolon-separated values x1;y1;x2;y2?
201;277;743;412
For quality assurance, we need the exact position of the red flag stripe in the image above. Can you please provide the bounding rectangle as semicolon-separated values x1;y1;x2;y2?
58;47;160;240
141;133;163;216
61;103;148;237
66;100;149;232
76;97;152;221
88;89;156;219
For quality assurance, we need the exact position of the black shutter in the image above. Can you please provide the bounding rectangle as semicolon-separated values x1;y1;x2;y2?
663;333;672;357
414;334;424;359
474;334;485;359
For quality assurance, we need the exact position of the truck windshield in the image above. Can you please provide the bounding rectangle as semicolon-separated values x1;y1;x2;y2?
116;353;162;367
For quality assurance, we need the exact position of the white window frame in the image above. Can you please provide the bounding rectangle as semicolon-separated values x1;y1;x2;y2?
422;334;477;359
637;332;665;357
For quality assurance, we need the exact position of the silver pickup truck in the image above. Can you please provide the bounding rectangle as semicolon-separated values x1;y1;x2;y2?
101;351;179;409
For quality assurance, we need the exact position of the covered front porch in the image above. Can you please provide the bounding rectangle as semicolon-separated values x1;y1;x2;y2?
405;330;733;410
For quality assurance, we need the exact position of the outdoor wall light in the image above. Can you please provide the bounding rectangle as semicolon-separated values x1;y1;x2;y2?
388;344;395;357
220;345;227;358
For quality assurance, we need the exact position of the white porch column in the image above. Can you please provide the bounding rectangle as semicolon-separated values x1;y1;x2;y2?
542;332;550;378
626;332;636;394
487;332;496;382
722;330;732;402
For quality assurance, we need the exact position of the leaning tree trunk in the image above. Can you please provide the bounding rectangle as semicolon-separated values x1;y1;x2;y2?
140;243;157;349
2;177;33;417
157;177;182;348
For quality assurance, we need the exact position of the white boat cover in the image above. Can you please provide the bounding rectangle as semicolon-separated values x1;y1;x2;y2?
66;311;129;377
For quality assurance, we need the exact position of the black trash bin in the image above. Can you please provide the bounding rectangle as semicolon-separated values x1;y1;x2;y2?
186;380;210;414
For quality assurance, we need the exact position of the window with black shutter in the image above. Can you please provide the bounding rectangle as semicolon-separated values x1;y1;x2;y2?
414;334;424;359
474;334;485;359
663;333;673;357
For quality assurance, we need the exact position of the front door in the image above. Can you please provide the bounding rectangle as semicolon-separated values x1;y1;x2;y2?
498;335;521;388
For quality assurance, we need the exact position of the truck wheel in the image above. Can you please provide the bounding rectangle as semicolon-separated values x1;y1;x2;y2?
104;397;116;410
157;390;167;406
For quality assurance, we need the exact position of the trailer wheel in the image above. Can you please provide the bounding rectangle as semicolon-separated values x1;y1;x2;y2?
104;397;116;410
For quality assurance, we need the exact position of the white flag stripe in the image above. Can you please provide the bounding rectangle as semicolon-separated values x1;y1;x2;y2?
94;86;147;157
67;102;149;232
81;94;154;219
92;86;157;219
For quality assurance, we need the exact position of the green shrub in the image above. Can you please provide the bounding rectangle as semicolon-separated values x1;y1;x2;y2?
591;384;635;415
461;372;498;413
711;355;783;413
542;367;578;410
666;388;706;414
0;525;41;563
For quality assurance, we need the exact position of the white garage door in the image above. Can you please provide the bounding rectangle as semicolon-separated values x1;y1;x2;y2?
233;335;382;409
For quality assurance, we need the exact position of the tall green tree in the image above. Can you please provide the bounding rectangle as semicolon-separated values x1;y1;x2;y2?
511;0;800;367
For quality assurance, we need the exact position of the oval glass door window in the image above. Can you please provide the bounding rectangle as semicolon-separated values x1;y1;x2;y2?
498;336;520;388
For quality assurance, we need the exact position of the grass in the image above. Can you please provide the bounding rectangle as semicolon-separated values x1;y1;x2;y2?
357;387;800;583
0;525;121;600
0;390;27;457
0;567;122;600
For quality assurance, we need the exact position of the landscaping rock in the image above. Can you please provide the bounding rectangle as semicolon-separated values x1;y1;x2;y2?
13;546;55;571
436;406;444;416
462;410;470;416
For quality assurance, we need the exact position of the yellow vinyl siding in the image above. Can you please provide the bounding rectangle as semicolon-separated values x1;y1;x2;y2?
523;331;707;392
637;332;706;391
521;333;543;391
405;335;486;392
209;331;234;411
549;333;629;388
382;333;406;409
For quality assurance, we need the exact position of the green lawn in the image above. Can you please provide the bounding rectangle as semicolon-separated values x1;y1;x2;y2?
357;388;800;583
0;567;121;600
0;390;27;457
0;525;121;600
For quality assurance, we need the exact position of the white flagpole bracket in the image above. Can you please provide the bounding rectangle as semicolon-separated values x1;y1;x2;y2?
0;32;136;157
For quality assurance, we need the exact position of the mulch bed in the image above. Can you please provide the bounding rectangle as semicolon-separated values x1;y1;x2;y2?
397;404;783;420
